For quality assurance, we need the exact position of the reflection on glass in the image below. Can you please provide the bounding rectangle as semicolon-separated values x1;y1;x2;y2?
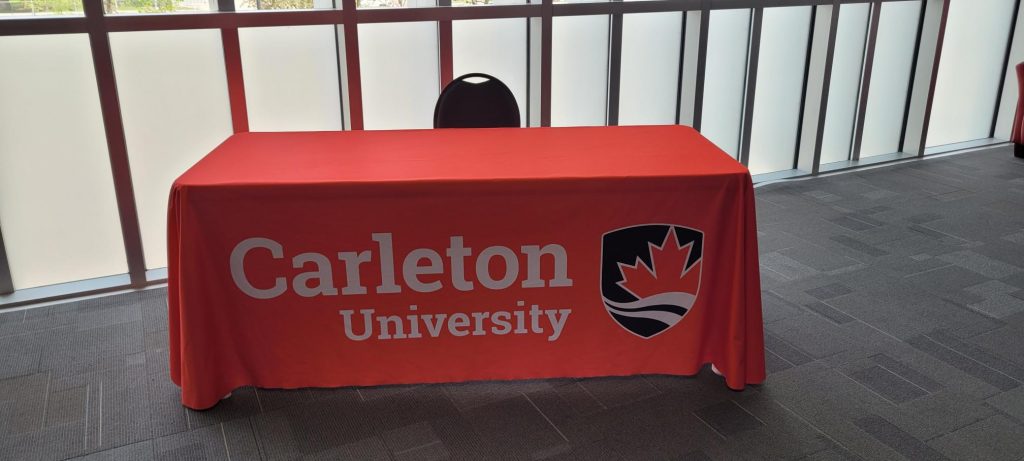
453;18;528;125
618;12;682;126
110;30;233;269
0;34;127;289
860;0;920;158
358;0;434;8
748;6;811;175
820;3;869;165
701;8;750;157
234;0;334;10
927;0;1015;147
452;0;526;7
551;14;609;127
0;0;83;16
103;0;212;14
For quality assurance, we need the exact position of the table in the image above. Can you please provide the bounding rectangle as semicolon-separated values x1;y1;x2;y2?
168;125;765;410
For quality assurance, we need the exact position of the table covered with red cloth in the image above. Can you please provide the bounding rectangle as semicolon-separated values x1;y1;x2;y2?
167;125;765;410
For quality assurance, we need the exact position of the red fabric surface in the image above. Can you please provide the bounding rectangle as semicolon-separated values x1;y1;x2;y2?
168;125;765;410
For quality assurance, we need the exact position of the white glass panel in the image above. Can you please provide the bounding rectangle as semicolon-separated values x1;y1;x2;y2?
619;12;683;126
552;15;610;127
239;26;343;132
701;9;751;157
0;35;127;289
748;7;811;175
860;1;920;158
453;18;528;126
928;0;1016;147
820;3;869;165
110;30;233;269
359;22;440;130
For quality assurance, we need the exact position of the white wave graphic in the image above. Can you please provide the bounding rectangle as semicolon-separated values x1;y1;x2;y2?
602;292;696;311
605;308;682;325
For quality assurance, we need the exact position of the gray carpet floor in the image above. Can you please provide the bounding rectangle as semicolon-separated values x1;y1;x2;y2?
2;146;1024;460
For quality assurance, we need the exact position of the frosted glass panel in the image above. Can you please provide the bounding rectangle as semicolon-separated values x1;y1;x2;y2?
0;35;127;289
748;7;811;175
702;9;751;157
359;22;440;130
928;0;1015;147
619;12;683;126
861;1;920;158
552;15;609;127
453;19;528;126
820;3;869;165
111;30;233;269
239;26;343;132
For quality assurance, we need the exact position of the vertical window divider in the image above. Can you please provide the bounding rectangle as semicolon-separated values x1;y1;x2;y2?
692;0;710;131
84;1;147;287
899;0;927;153
540;0;553;127
674;8;688;125
217;0;250;134
793;6;817;170
342;0;364;130
738;6;763;167
0;226;12;295
903;0;949;157
607;0;624;126
332;0;350;130
992;0;1022;139
796;0;840;175
851;0;881;162
438;0;454;92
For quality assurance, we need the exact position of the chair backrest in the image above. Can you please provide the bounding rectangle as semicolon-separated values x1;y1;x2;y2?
433;73;521;129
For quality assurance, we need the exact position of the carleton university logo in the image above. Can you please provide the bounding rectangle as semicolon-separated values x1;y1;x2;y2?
600;224;704;338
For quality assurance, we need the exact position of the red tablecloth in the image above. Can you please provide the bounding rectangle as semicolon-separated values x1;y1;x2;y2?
168;125;765;410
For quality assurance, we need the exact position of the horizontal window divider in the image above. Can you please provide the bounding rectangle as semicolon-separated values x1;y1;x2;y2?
0;274;135;309
552;0;698;17
0;17;87;36
357;4;542;23
103;10;343;32
0;0;921;37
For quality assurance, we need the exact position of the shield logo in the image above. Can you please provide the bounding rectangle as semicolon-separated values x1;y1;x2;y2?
600;224;703;338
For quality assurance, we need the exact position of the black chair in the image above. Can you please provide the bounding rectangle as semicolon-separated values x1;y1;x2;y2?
433;73;521;129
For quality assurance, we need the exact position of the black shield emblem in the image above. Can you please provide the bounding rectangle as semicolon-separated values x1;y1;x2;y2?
601;224;704;338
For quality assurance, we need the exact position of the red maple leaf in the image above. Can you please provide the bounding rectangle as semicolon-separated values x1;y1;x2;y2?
616;229;701;299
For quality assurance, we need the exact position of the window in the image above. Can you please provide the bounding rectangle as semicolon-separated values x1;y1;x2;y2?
551;14;610;127
0;34;127;288
359;22;441;129
820;3;870;165
618;12;683;126
701;8;751;157
239;26;344;131
860;0;920;158
927;0;1016;147
748;6;812;175
110;30;234;269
